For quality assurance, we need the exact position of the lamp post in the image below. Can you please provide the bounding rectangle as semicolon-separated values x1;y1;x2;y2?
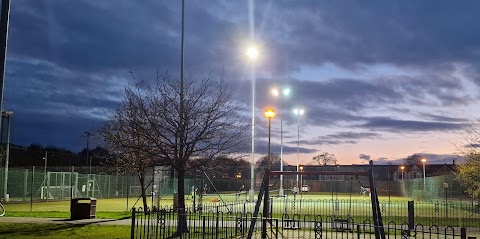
246;45;258;202
293;108;304;188
400;165;405;180
421;158;426;190
299;165;304;193
263;107;275;239
271;87;290;196
2;110;12;201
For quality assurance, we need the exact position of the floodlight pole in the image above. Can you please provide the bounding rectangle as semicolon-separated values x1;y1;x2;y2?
262;116;272;239
0;0;11;136
2;111;11;201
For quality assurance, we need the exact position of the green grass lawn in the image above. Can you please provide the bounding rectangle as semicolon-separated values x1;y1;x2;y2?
2;198;152;218
0;223;130;239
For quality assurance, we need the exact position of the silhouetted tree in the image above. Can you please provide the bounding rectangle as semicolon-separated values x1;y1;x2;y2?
255;154;284;168
100;72;248;234
312;152;336;166
403;154;422;166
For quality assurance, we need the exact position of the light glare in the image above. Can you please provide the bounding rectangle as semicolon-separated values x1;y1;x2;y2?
271;88;279;96
264;107;276;118
293;108;305;115
246;46;258;60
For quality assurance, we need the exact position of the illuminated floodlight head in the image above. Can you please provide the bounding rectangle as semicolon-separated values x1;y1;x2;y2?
271;88;279;96
293;108;305;116
421;158;427;163
283;88;290;96
246;46;258;60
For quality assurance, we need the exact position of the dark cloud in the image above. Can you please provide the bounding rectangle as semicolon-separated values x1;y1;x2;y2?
297;131;380;147
257;1;480;69
464;143;480;149
359;117;466;132
359;154;370;161
423;114;469;123
4;0;479;154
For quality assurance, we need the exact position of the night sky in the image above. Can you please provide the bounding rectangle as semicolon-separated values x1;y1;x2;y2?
4;1;480;165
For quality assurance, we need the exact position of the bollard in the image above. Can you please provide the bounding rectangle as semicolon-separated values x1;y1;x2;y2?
461;227;466;239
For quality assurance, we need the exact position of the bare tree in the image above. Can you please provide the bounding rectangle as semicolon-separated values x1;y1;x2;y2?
255;154;283;168
101;72;248;235
312;152;336;166
403;154;422;166
100;84;154;210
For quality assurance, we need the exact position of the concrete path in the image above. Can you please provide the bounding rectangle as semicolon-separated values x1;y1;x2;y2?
0;217;132;225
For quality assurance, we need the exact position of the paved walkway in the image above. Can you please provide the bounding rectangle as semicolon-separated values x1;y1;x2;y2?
0;217;132;225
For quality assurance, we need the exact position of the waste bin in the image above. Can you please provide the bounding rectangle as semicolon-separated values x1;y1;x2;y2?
70;198;97;220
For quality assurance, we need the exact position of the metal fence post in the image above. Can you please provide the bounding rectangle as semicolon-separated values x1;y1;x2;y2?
202;216;206;239
130;207;136;239
23;169;28;201
357;224;361;239
30;166;35;212
461;227;466;239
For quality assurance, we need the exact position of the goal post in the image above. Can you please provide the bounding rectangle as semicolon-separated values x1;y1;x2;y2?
39;172;80;200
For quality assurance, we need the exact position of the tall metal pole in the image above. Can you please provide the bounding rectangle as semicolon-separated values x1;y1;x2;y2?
180;0;184;99
296;112;300;188
44;151;47;178
2;112;10;201
44;150;49;201
0;0;11;134
249;63;255;201
84;131;91;172
262;117;271;239
422;161;426;190
279;100;283;196
248;0;256;203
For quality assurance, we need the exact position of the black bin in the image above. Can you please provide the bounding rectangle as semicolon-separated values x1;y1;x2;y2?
70;198;97;220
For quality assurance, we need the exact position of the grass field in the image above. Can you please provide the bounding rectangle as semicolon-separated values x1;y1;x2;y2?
2;193;478;226
2;197;151;218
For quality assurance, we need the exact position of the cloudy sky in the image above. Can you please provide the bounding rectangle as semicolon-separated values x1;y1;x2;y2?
4;0;480;165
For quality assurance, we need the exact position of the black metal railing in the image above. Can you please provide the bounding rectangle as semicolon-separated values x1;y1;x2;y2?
131;207;475;239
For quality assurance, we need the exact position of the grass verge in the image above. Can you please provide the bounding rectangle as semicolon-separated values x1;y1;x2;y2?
0;223;130;239
4;211;131;219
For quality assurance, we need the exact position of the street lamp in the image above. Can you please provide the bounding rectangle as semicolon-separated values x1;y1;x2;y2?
2;110;12;202
293;108;304;188
246;44;258;202
263;107;275;235
400;165;405;180
271;87;290;196
421;158;426;190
